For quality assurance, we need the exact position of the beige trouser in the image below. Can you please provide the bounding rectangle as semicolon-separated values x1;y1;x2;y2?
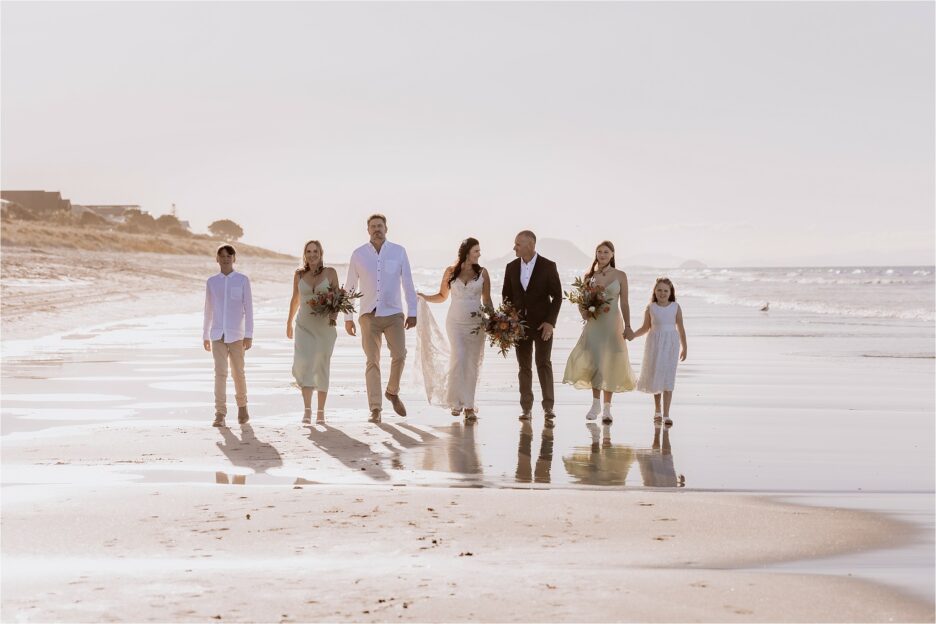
212;339;247;415
359;313;406;411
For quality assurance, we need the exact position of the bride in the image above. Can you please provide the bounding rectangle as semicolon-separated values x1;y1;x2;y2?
417;237;493;421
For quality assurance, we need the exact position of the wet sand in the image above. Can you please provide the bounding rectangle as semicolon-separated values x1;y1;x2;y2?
2;254;934;621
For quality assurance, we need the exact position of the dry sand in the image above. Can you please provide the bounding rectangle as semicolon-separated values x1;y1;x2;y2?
3;482;932;623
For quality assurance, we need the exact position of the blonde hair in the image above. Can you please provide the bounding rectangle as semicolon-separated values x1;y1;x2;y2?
298;240;325;276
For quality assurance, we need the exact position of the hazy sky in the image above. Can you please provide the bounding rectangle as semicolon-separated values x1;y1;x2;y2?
2;1;933;266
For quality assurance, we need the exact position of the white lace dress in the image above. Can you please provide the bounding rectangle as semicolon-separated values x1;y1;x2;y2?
636;302;681;393
416;276;486;411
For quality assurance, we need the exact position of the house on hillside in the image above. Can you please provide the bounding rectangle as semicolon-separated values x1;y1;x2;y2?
71;205;145;223
0;190;72;215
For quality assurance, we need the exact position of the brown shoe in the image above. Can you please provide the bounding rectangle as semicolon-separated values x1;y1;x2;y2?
237;406;250;424
212;413;226;427
368;409;382;423
384;391;407;416
519;411;532;421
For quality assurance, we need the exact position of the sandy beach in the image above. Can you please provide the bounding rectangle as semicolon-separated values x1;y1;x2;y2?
2;250;934;622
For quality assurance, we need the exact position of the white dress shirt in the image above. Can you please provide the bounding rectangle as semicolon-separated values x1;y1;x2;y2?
344;240;418;320
203;271;254;342
520;253;538;290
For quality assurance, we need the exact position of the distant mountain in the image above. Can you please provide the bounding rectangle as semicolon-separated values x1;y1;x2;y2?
679;259;708;269
620;253;689;269
488;238;592;269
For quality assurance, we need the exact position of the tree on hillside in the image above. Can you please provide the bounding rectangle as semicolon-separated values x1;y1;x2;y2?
208;219;244;241
123;209;157;232
155;214;190;236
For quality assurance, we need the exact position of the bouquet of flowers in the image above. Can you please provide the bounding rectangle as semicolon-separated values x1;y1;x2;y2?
471;301;527;357
307;285;363;326
565;277;612;322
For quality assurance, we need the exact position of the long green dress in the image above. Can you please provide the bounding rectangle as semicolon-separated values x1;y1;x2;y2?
292;279;337;390
562;279;637;392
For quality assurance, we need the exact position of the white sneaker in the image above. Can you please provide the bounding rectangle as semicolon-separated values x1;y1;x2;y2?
585;403;600;420
601;404;613;424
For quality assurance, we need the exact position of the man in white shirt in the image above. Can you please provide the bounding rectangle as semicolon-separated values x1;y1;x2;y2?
344;214;417;421
203;244;254;427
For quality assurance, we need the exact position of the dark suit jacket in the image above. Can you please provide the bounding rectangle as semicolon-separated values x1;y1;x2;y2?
502;255;563;332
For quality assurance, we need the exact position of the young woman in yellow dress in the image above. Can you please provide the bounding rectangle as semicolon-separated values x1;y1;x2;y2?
562;241;637;423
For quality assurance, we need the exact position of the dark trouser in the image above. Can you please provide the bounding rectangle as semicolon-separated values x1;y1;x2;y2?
515;333;555;412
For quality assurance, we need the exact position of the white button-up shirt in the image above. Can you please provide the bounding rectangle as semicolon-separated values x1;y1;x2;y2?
203;271;254;342
344;240;418;320
520;253;538;290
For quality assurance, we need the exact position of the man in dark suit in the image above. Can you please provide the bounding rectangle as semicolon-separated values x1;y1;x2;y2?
502;230;563;420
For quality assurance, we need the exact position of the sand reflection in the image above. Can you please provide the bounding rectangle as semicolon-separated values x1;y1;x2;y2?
515;421;555;484
563;424;685;487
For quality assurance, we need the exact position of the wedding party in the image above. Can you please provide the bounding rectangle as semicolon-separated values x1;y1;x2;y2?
208;215;690;434
2;1;933;622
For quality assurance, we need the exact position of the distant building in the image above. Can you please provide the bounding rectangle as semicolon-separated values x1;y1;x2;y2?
0;190;72;215
71;205;145;223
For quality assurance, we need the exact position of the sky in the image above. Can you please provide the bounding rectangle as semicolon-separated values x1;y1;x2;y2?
2;1;933;267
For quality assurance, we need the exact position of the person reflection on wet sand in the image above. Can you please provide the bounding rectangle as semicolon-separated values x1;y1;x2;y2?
563;423;633;486
515;420;555;484
635;425;685;487
215;471;247;485
447;421;482;476
216;423;283;476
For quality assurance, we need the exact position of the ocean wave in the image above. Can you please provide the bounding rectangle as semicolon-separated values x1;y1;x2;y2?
679;288;935;322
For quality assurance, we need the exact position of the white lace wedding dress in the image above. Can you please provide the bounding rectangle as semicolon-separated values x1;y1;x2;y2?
416;276;486;411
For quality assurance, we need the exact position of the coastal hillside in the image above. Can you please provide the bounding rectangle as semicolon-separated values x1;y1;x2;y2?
1;220;291;259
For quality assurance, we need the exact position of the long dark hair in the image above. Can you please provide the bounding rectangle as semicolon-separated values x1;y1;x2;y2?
584;240;616;282
297;240;325;277
651;277;677;303
447;237;482;287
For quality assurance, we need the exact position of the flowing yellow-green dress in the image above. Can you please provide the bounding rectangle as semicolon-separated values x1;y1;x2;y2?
562;279;637;392
292;279;337;390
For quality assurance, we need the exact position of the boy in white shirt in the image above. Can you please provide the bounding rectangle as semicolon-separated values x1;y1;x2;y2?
203;244;254;427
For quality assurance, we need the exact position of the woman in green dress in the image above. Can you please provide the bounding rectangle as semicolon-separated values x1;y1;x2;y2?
287;240;339;424
562;241;637;423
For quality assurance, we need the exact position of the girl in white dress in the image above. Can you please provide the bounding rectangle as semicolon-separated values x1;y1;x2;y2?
417;238;494;421
633;278;688;427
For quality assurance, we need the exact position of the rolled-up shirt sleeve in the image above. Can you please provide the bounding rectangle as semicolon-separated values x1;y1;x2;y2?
401;248;417;318
202;282;212;341
243;276;254;338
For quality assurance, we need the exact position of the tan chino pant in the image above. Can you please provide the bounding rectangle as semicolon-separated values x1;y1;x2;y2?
212;339;247;415
359;313;406;411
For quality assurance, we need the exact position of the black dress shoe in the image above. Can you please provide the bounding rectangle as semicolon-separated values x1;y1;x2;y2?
384;391;407;416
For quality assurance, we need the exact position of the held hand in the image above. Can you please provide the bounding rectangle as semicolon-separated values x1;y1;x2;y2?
329;312;339;323
244;338;253;351
417;292;426;300
286;324;294;340
624;327;635;341
680;348;687;362
405;316;417;330
538;322;554;341
203;340;211;352
345;320;357;336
